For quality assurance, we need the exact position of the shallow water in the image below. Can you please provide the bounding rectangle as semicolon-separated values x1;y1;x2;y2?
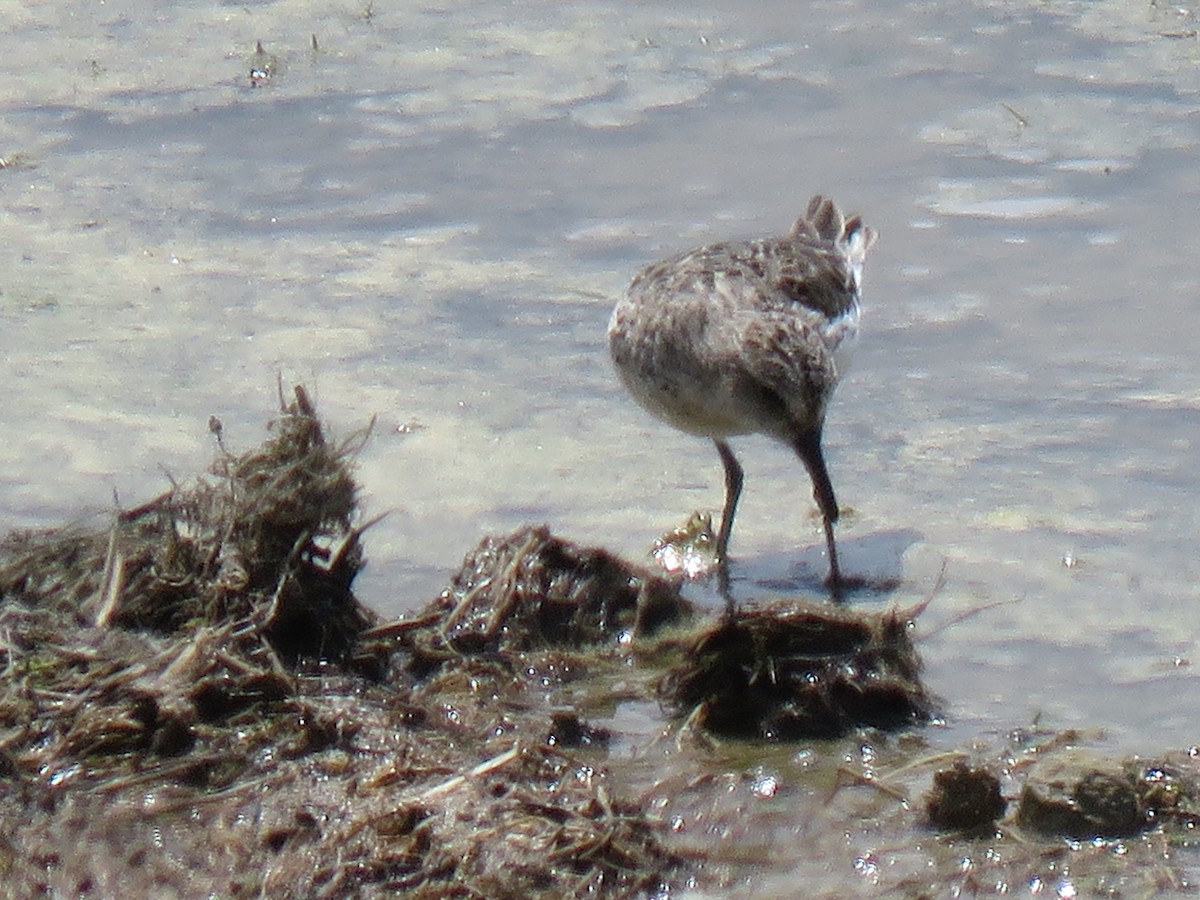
4;0;1200;887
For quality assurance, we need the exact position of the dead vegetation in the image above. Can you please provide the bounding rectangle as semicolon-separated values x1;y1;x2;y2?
925;761;1007;833
384;524;693;676
887;741;1200;897
660;600;935;740
0;385;369;658
0;387;678;897
5;386;1199;896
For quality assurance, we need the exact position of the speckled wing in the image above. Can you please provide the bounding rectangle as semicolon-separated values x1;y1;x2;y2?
762;239;859;320
722;304;840;439
697;238;858;436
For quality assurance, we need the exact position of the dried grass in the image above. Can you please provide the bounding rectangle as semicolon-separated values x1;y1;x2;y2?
0;387;678;897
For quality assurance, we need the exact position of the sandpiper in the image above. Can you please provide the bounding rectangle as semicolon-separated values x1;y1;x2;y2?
608;195;876;599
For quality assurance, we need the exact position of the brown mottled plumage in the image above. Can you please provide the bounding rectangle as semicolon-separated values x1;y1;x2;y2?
608;195;877;600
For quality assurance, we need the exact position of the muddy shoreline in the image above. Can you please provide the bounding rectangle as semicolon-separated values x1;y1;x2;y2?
2;388;1197;897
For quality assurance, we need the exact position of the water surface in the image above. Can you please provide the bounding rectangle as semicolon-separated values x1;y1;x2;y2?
4;0;1200;889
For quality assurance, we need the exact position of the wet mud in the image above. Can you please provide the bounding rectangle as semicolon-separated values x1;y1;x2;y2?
2;389;1199;897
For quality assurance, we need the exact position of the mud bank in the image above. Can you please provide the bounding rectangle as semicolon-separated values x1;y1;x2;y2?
2;388;1198;897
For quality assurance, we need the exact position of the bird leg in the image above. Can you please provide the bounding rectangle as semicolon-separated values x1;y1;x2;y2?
822;515;843;600
793;429;843;599
713;439;743;611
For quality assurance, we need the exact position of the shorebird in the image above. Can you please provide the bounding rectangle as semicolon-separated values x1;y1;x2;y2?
608;195;876;599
